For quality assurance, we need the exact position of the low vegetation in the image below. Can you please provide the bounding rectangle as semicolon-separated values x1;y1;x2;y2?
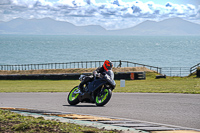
0;109;117;133
0;71;199;94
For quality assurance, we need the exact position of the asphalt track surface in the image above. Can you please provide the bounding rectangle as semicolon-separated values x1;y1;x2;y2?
0;92;200;130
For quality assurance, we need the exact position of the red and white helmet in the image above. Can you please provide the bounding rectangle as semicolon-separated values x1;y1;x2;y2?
103;60;113;71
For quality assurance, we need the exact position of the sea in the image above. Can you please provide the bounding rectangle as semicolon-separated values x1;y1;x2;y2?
0;35;200;67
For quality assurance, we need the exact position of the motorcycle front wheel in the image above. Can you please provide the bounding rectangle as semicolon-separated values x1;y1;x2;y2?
95;89;112;106
67;86;80;105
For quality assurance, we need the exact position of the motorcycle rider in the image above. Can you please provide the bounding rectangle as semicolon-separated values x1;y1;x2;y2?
78;60;113;93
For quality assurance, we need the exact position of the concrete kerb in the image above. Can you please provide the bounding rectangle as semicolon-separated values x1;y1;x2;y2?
2;107;200;133
12;111;147;133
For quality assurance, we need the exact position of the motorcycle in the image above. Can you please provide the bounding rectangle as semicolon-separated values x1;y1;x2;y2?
67;70;116;106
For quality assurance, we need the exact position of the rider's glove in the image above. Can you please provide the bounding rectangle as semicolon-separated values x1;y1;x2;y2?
93;71;97;76
96;73;101;77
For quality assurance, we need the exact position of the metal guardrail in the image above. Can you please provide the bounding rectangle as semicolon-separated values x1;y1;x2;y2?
160;67;191;77
190;63;200;74
0;60;162;73
113;61;161;73
0;61;104;71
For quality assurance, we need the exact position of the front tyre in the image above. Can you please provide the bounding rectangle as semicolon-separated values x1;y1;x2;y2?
67;86;80;105
95;89;112;106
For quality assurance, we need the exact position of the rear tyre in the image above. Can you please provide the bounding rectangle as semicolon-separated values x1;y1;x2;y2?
67;86;80;105
95;89;112;106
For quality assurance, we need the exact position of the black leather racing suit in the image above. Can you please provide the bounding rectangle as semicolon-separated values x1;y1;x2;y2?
78;66;107;92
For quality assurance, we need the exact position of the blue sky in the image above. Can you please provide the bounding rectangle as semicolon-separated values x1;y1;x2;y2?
0;0;199;30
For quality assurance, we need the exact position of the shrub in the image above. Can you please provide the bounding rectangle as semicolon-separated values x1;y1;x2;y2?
197;67;200;77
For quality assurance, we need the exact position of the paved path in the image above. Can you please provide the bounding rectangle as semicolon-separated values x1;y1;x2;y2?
0;92;200;130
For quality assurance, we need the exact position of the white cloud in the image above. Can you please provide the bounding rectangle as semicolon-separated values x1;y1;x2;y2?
0;0;199;29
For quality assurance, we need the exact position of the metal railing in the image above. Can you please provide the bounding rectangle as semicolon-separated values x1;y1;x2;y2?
190;63;200;74
1;60;197;77
0;60;162;73
160;67;191;77
113;60;162;73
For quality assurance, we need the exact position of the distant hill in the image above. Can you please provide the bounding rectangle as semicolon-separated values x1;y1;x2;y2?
0;17;200;35
0;18;107;35
114;17;200;35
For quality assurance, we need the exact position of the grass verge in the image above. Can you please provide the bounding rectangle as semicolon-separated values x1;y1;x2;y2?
0;109;117;133
0;72;199;94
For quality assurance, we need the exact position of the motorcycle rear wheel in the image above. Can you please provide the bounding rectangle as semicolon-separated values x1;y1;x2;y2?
67;86;80;105
95;89;112;106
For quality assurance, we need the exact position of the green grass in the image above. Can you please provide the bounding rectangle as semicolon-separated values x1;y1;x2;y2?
0;72;200;94
113;72;200;94
0;80;79;92
0;109;117;133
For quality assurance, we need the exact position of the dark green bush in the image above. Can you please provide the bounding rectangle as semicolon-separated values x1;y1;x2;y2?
197;67;200;77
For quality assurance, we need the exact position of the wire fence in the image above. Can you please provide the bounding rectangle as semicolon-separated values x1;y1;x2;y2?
0;60;198;77
160;67;191;77
0;60;161;73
